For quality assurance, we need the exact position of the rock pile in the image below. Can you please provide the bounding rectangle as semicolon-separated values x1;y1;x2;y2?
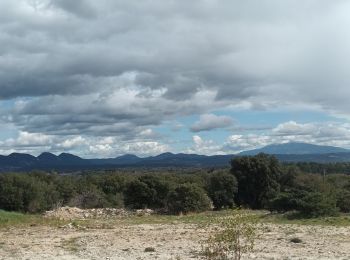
44;207;131;220
136;209;154;216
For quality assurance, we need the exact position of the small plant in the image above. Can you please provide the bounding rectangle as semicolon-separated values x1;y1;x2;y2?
144;247;156;252
201;211;258;260
290;237;302;243
62;237;80;252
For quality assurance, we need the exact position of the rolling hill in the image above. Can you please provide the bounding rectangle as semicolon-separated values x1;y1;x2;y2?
1;142;350;171
239;142;349;155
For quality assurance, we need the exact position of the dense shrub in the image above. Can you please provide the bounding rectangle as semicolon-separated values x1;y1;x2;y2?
0;155;348;219
336;190;350;213
166;184;211;214
269;190;339;217
138;175;171;208
123;180;156;209
297;192;339;217
206;171;237;210
68;189;109;209
268;192;300;213
0;173;60;213
231;154;281;209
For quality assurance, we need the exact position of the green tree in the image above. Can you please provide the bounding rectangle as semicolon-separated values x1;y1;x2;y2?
231;154;281;209
207;171;237;210
139;175;171;208
336;190;350;213
297;192;339;217
123;180;156;209
167;183;211;214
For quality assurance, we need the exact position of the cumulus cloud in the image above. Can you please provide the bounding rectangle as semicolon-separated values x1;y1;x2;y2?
0;131;168;157
2;1;350;156
186;135;224;155
272;121;316;136
222;121;350;154
223;134;271;153
190;114;233;132
2;131;53;147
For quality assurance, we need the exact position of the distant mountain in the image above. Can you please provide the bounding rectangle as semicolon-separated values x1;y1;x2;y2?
38;152;57;162
239;142;349;155
1;142;350;172
57;153;86;165
140;153;233;167
91;154;142;165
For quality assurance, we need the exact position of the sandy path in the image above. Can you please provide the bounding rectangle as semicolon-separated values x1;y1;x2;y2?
1;222;350;259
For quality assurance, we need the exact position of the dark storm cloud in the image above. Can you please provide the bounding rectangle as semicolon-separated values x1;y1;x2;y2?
1;0;350;139
51;0;97;19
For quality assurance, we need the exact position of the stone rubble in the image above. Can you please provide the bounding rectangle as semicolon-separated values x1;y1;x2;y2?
44;206;154;220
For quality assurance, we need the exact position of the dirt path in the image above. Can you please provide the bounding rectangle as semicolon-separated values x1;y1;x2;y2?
1;221;350;259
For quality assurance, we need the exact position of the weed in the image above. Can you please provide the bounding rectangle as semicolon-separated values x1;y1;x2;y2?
201;210;258;260
61;237;81;253
144;247;156;252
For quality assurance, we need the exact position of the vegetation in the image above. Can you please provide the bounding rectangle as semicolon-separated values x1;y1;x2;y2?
231;154;281;209
207;171;237;210
201;211;258;260
1;153;350;219
167;183;211;214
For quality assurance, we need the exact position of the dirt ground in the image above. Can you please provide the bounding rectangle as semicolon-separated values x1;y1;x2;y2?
1;218;350;260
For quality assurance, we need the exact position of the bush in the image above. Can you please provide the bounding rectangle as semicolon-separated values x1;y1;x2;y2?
201;211;258;260
268;189;308;213
68;189;109;209
207;171;237;210
268;192;298;213
123;180;156;209
138;175;171;208
231;154;281;209
167;184;211;214
336;190;350;213
297;192;339;218
0;174;60;213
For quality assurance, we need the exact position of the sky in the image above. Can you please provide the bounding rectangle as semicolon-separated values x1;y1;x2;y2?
1;0;350;158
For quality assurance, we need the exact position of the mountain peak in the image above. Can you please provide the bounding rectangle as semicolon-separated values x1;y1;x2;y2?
115;154;140;159
155;152;174;157
239;142;349;155
38;152;57;159
58;153;82;159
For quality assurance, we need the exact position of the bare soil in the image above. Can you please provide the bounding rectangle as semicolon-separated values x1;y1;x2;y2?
1;223;350;259
1;210;350;259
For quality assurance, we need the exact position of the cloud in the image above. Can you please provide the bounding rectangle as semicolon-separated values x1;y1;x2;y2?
2;131;53;147
190;114;233;132
223;134;271;153
223;121;350;154
56;136;86;149
2;1;350;156
51;0;97;19
186;135;224;155
1;1;350;112
2;88;222;139
0;130;168;157
272;121;316;136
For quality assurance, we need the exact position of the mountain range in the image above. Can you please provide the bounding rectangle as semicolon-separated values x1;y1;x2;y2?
1;142;350;171
239;142;349;155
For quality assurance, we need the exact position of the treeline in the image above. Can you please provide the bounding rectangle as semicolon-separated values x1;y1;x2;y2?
233;155;350;217
292;162;350;175
0;170;236;215
1;154;350;217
